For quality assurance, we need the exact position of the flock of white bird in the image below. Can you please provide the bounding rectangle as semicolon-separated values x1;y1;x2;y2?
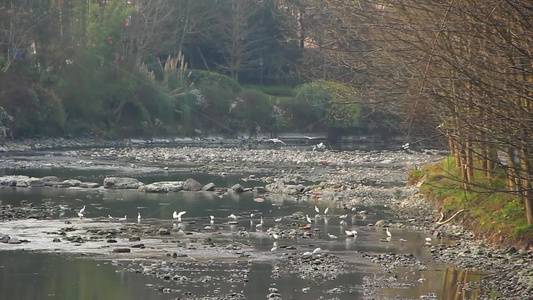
68;201;428;256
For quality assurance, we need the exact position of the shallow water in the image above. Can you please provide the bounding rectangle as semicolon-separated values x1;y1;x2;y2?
0;169;485;299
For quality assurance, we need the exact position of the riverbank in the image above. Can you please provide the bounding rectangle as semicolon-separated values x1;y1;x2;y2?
0;140;531;299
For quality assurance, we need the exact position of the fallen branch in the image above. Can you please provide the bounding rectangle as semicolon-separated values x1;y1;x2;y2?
436;209;465;226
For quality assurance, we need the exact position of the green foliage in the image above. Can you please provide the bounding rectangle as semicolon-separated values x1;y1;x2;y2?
414;159;533;245
295;80;360;128
235;90;273;129
87;0;135;62
6;84;66;136
243;85;295;97
187;70;242;93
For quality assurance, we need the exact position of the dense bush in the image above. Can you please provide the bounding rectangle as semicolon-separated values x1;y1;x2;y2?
295;80;360;129
187;70;242;93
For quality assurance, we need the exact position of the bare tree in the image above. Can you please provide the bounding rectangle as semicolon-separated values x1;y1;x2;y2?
216;0;262;82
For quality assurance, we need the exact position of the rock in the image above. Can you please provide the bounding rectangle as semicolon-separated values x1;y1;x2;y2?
0;234;10;243
29;179;45;187
284;185;300;195
62;179;82;187
141;181;184;193
202;182;216;191
375;220;385;227
253;186;266;193
53;238;61;242
103;177;143;189
183;178;202;191
16;181;28;187
79;182;100;188
112;248;131;253
265;181;285;193
230;184;244;193
41;176;60;185
7;237;21;244
506;247;517;255
0;175;30;187
158;228;171;235
53;182;71;188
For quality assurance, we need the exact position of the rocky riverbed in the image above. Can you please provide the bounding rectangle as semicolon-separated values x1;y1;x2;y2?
0;138;531;299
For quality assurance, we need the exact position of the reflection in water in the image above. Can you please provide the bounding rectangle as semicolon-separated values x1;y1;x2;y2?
0;170;486;299
0;251;174;300
382;265;485;299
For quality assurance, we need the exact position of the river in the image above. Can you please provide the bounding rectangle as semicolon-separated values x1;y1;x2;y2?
0;146;488;299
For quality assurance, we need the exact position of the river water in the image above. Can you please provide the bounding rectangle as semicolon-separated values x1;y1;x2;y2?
0;166;485;299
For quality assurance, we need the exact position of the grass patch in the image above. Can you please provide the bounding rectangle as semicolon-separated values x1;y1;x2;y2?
411;156;533;248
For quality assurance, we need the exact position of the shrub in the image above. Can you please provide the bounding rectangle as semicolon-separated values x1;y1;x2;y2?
187;70;242;93
295;80;360;128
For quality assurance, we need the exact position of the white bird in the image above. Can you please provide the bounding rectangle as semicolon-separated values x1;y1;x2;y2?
401;143;410;150
425;237;432;242
302;251;313;257
312;142;326;151
272;233;279;240
210;215;215;224
77;211;84;218
274;217;282;222
79;205;86;214
324;207;329;215
255;217;264;229
137;212;141;222
228;213;238;220
118;215;127;221
265;138;285;144
345;230;358;237
306;214;312;223
271;241;278;252
385;227;392;238
173;211;186;222
59;205;69;211
399;238;407;243
327;233;337;239
315;206;320;214
108;214;113;220
312;247;322;254
339;214;348;219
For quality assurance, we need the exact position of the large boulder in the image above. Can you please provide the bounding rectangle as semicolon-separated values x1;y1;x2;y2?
29;179;45;187
141;181;184;193
41;176;61;187
265;181;305;195
0;175;30;187
183;178;202;191
62;179;82;187
230;183;244;193
265;181;286;193
103;177;143;189
202;182;216;191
